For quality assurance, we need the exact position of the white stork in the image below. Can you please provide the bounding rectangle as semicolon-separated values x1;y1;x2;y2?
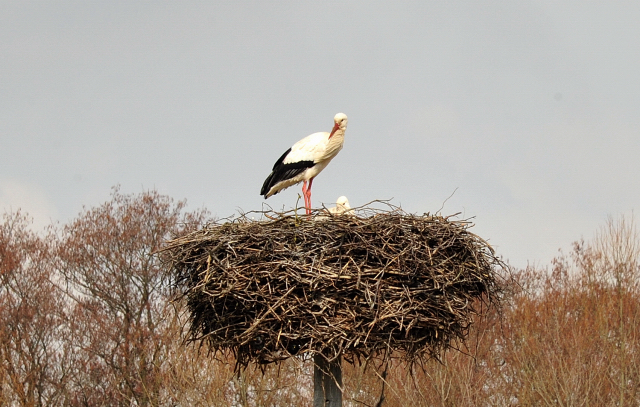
260;113;348;215
327;196;352;215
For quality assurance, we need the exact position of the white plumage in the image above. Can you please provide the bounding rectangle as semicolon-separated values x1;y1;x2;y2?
260;113;348;214
327;196;352;215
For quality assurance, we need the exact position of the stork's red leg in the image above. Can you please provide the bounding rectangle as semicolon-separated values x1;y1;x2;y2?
306;178;314;215
301;181;309;213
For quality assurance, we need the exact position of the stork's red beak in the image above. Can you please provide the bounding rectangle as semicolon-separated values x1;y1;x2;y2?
329;122;340;139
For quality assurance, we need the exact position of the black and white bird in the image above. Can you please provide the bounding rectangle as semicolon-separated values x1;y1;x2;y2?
260;113;348;214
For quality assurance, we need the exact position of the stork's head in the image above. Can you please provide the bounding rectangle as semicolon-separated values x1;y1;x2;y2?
334;113;348;129
336;196;350;209
330;113;348;138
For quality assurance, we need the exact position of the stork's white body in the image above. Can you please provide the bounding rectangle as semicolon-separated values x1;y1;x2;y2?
262;131;341;198
260;113;348;214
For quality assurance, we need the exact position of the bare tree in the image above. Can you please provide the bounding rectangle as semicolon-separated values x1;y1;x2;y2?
0;211;69;406
55;188;208;406
493;215;640;407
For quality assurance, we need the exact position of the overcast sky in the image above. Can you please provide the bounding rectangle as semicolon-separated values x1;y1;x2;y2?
2;1;639;268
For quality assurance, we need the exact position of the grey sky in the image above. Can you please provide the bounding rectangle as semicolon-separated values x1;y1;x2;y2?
2;1;639;268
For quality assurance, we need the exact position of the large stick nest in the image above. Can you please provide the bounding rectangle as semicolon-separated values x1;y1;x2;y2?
161;204;505;368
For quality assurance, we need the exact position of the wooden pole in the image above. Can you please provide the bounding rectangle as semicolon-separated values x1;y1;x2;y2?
313;354;342;407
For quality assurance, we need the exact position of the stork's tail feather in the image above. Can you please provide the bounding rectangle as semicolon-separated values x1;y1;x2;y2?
261;160;315;199
260;172;277;198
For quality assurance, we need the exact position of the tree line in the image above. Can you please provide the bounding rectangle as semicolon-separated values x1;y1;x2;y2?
1;188;639;406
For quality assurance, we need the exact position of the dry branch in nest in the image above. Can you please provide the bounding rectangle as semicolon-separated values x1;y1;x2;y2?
161;203;505;369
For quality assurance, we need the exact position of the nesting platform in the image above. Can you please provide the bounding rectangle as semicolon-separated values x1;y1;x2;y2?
161;204;504;368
